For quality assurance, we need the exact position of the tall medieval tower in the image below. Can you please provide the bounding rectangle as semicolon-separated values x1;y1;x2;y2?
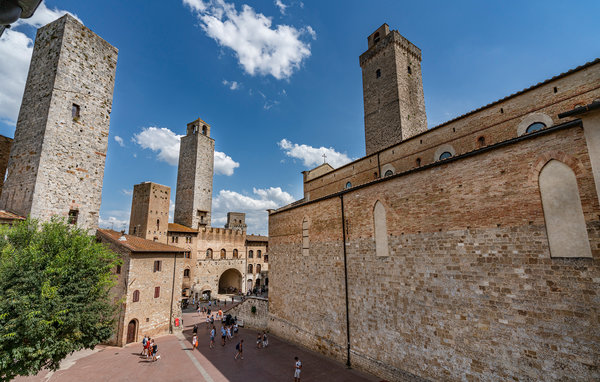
0;14;118;231
174;118;214;229
128;182;170;243
360;24;427;155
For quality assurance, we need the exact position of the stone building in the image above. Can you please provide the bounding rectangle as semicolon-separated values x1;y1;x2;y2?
128;182;171;243
246;234;269;291
268;24;600;381
0;14;117;231
0;135;12;196
97;229;185;346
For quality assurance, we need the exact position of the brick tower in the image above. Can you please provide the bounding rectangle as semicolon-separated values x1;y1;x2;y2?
0;14;118;231
174;118;214;229
359;24;427;155
128;182;171;243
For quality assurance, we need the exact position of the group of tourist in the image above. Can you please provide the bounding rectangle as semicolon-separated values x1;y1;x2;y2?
140;335;159;362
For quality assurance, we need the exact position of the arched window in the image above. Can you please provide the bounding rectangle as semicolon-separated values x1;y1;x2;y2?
133;290;140;302
477;136;486;147
345;182;352;189
202;125;207;135
233;249;238;259
184;269;190;277
257;250;261;258
248;250;254;258
302;217;309;256
248;264;253;273
384;169;393;177
206;248;213;259
373;201;389;257
539;160;592;258
256;264;262;273
439;151;452;160
526;122;546;134
220;249;226;259
373;32;380;43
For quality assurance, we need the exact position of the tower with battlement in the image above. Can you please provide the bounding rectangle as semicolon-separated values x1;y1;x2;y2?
0;14;118;231
360;24;426;155
225;212;247;231
128;182;170;243
174;118;214;229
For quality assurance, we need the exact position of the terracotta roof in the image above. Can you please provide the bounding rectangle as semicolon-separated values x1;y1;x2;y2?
168;223;198;233
246;234;268;242
97;229;186;253
0;210;25;221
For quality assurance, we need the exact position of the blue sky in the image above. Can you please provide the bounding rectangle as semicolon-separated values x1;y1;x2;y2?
1;0;599;234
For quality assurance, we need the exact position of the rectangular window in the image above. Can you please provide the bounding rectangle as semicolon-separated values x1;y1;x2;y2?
154;260;162;272
72;103;80;119
184;252;191;259
68;209;78;225
154;286;160;298
116;264;121;274
264;255;268;263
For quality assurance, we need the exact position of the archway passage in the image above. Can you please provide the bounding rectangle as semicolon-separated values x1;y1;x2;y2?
126;319;137;344
218;268;242;294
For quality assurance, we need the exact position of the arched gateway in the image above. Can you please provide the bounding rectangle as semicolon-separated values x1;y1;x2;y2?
218;268;242;294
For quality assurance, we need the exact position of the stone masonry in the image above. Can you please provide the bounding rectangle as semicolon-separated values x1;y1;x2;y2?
129;182;171;244
0;14;117;231
0;135;12;196
361;24;427;155
174;118;214;229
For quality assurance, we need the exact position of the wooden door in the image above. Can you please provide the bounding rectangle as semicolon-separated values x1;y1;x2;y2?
126;320;136;344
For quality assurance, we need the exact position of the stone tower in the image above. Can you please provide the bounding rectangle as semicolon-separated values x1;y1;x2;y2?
0;14;118;231
174;118;214;229
359;24;426;155
128;182;171;244
225;212;247;231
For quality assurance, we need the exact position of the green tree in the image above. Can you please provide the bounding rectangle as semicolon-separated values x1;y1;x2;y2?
0;218;120;381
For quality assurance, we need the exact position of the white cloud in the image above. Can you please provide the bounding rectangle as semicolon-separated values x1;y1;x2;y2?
212;187;295;234
114;135;125;147
274;0;287;14
222;79;240;90
121;189;133;196
278;138;354;168
0;5;80;125
98;209;130;232
184;0;314;80
133;126;239;175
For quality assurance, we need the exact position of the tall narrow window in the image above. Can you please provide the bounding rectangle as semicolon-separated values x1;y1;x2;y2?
264;255;268;263
257;250;261;258
154;287;160;298
248;264;253;273
539;160;592;258
156;219;160;231
248;250;253;258
72;103;80;120
256;264;262;273
133;290;140;302
68;209;78;225
302;217;309;256
116;264;121;274
233;249;238;259
153;260;162;272
376;69;381;78
416;158;422;167
374;201;389;257
206;248;213;259
184;269;190;277
220;249;226;259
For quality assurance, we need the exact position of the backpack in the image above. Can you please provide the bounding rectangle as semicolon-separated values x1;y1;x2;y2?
235;342;240;350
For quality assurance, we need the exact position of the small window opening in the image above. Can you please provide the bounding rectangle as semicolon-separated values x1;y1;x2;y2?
116;264;121;274
416;158;421;167
264;255;268;262
202;125;207;135
154;260;162;272
156;219;160;231
526;122;546;134
376;69;381;78
500;108;504;114
374;32;380;44
133;290;140;302
407;66;412;74
154;286;160;298
248;264;253;273
133;226;137;234
72;104;80;120
220;248;226;259
439;152;453;160
249;250;253;258
68;209;79;225
184;269;190;277
257;250;262;258
553;87;558;93
477;136;486;147
345;182;352;189
384;169;394;177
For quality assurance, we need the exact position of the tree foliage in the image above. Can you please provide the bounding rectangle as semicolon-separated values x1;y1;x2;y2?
0;219;120;380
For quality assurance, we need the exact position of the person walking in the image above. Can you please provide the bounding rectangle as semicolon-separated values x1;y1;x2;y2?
221;326;227;346
193;324;198;336
192;334;198;350
210;326;216;349
152;340;159;362
256;333;262;349
294;356;302;381
145;338;152;359
141;335;148;356
234;339;244;360
262;332;268;348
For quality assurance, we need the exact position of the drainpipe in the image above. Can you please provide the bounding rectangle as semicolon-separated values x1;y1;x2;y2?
169;253;177;333
376;152;381;178
339;195;351;368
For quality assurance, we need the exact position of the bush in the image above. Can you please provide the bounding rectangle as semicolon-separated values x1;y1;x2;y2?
251;305;257;314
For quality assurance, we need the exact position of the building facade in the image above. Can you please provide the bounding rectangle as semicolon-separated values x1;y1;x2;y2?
246;234;269;291
268;25;600;381
0;14;117;231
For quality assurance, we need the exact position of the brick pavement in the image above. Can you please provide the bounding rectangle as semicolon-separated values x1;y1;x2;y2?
14;309;381;382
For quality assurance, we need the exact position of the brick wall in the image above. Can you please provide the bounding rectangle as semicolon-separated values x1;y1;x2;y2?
269;125;600;381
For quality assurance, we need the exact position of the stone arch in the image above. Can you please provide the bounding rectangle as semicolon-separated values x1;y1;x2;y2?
381;163;395;177
218;268;242;294
126;319;138;344
517;112;553;136
539;160;592;258
373;200;389;257
433;144;456;162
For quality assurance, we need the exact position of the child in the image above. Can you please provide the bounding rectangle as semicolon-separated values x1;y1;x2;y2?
192;334;198;350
